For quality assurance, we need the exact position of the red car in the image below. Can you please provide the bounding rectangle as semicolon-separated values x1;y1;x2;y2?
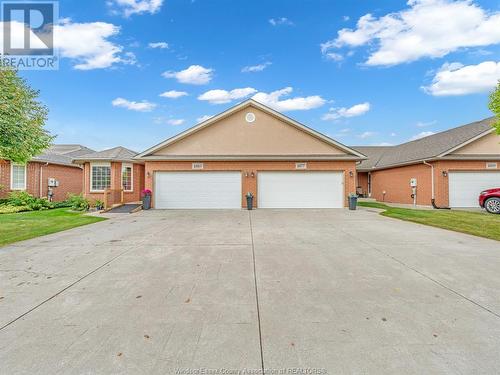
479;188;500;214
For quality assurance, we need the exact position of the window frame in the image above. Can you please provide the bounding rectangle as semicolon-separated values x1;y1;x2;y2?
10;163;27;190
90;162;111;193
121;163;134;192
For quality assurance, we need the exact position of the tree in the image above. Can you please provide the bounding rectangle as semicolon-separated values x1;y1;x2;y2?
0;68;53;164
489;80;500;134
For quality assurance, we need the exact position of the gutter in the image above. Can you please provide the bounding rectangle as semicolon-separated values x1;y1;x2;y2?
423;161;450;209
40;162;49;197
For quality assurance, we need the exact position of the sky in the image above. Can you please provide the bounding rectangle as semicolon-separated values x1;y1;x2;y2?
16;0;500;152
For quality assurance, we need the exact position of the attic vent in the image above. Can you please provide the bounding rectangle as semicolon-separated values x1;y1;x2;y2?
245;112;256;123
486;162;498;169
296;162;307;170
192;162;204;170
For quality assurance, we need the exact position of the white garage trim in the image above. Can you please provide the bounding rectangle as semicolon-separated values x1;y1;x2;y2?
258;171;344;208
154;171;242;209
449;171;500;208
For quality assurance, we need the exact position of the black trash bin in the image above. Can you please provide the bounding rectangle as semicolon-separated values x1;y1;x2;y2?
348;194;357;210
246;192;254;210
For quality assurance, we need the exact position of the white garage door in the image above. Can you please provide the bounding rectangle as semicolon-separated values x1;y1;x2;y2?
154;172;241;209
449;171;500;207
258;171;344;208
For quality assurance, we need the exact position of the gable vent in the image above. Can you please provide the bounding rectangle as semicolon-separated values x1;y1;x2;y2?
245;112;256;123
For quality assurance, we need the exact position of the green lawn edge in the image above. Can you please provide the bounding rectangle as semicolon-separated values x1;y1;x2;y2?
358;201;500;242
0;208;106;247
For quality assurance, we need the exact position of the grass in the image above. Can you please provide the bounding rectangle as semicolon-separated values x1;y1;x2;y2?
358;201;500;241
0;208;106;247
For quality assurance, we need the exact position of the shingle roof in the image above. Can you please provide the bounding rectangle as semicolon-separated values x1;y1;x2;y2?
352;146;393;171
73;146;139;162
353;117;496;170
32;144;95;167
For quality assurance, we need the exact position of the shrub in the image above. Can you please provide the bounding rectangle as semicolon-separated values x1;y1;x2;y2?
0;205;31;214
67;193;90;211
52;200;73;208
7;191;53;210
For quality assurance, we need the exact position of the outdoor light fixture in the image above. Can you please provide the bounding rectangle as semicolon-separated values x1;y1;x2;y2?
349;171;354;177
442;171;448;177
147;172;151;177
245;172;249;177
251;172;255;178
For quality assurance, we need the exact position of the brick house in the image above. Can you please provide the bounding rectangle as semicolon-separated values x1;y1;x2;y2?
0;145;93;201
355;118;500;208
134;99;365;209
72;147;145;206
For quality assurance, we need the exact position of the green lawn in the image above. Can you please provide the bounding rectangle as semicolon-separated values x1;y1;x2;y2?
358;201;500;241
0;208;106;247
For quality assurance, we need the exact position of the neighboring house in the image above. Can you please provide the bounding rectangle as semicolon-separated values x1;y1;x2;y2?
134;99;365;209
354;117;500;208
72;147;145;206
0;144;93;201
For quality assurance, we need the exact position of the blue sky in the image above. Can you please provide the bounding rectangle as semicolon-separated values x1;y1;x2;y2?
19;0;500;152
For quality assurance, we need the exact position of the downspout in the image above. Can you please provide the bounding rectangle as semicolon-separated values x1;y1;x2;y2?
40;162;49;197
423;161;450;209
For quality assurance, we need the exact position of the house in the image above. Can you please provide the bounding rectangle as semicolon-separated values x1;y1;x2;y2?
354;117;500;208
134;99;365;209
0;144;93;201
72;147;145;206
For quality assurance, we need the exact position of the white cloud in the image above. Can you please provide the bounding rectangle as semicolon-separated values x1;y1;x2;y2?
324;53;344;62
163;65;214;85
242;62;272;73
375;142;394;146
108;0;164;17
252;87;325;112
358;131;377;139
198;88;257;104
322;0;500;66
416;120;437;127
269;17;294;26
390;132;397;137
343;16;350;21
53;19;132;70
148;41;168;49
160;90;188;99
167;119;185;126
112;97;156;112
322;102;371;120
197;115;214;123
423;61;500;96
410;131;436;141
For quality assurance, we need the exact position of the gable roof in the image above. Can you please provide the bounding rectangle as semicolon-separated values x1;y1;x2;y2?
136;99;366;160
32;144;95;167
354;117;497;170
73;146;141;163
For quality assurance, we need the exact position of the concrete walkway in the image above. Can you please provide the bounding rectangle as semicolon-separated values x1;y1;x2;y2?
0;209;499;374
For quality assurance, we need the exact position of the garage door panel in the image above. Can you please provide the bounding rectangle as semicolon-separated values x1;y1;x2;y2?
258;172;344;208
449;172;500;207
155;172;241;209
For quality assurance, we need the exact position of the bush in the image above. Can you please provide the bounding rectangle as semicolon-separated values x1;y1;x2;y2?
52;200;73;208
67;193;90;211
94;199;104;210
7;191;53;210
0;205;31;214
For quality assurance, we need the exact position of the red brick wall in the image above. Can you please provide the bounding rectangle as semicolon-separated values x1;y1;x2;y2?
369;160;500;207
370;163;434;205
144;160;357;208
83;162;145;204
0;160;83;201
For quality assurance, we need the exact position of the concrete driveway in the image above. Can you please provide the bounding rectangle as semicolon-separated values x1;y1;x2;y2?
0;209;499;374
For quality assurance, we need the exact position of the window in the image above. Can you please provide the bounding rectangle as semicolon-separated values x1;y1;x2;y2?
122;163;133;192
10;163;26;190
91;164;111;192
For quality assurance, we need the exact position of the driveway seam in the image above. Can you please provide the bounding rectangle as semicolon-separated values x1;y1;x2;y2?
349;231;500;320
0;247;132;332
248;211;265;372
